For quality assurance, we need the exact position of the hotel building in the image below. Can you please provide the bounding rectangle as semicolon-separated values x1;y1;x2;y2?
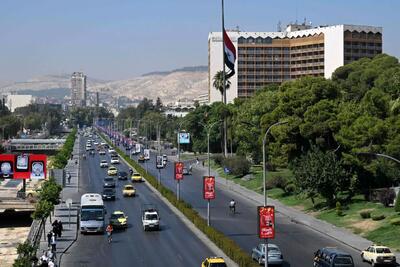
71;72;87;107
208;23;383;103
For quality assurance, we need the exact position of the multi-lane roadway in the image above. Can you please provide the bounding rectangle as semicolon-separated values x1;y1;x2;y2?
115;141;371;267
61;136;215;267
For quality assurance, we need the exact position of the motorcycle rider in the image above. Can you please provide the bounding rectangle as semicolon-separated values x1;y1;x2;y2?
229;199;236;214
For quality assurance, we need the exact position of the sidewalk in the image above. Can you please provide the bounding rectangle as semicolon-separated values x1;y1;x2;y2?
193;163;400;259
37;134;81;266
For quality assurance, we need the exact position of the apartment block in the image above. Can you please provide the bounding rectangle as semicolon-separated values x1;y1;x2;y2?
71;72;87;107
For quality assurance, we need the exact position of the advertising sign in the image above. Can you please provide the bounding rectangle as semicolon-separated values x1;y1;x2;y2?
203;176;215;200
143;149;150;160
0;154;14;179
174;162;184;180
156;156;164;169
29;154;47;180
15;154;30;179
178;132;190;144
258;206;275;239
135;144;141;154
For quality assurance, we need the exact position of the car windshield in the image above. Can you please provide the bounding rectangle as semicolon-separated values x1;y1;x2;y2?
145;214;158;220
334;256;353;264
81;209;103;221
125;186;133;190
104;178;114;182
109;167;116;171
119;172;127;176
133;173;140;177
209;263;227;267
376;248;391;253
101;160;107;163
103;189;114;193
111;213;124;219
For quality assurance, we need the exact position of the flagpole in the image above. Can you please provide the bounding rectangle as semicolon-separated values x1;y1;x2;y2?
221;0;228;157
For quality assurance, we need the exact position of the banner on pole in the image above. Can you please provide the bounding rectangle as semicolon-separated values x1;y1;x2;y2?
203;176;215;200
143;149;150;160
156;156;164;169
0;154;14;179
258;206;275;239
178;132;190;144
174;162;184;180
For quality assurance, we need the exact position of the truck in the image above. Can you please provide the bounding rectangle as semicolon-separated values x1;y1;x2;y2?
141;204;160;231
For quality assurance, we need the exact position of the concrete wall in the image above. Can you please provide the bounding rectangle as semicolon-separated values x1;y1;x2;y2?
323;25;344;79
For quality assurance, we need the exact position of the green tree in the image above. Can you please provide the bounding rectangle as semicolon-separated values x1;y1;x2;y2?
213;71;231;102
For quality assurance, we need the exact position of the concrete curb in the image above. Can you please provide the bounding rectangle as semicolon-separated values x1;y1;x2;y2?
101;134;238;267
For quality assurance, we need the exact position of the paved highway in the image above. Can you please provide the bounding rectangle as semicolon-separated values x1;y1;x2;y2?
61;136;215;267
116;142;370;267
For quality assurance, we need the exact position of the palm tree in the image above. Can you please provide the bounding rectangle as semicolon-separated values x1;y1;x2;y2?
213;71;231;102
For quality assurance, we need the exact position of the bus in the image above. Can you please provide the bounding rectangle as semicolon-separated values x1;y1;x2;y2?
80;193;106;234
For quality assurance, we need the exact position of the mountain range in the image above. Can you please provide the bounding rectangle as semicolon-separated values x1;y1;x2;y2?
0;66;208;104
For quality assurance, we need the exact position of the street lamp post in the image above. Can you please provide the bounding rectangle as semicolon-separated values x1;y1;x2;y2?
262;121;287;267
199;120;221;226
176;120;186;201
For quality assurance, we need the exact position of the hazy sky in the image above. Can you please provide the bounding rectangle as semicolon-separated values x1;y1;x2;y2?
0;0;399;81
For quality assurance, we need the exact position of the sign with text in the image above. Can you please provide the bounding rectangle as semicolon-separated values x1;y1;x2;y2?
258;206;275;239
178;132;190;144
174;162;184;180
203;176;215;200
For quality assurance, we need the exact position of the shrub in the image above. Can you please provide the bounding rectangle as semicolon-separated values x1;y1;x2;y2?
284;183;296;194
266;175;288;190
371;214;386;221
336;201;343;216
212;154;225;166
265;162;276;171
360;211;371;219
390;218;400;226
395;193;400;212
222;156;251;177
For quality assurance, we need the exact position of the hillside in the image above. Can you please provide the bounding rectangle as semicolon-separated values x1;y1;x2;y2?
0;67;208;104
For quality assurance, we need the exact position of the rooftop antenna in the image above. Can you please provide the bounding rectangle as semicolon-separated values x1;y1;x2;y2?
277;21;282;32
303;17;307;26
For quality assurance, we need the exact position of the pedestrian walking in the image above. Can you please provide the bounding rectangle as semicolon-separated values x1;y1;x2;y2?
67;172;71;184
196;157;199;165
50;232;57;253
47;231;53;248
202;160;205;167
52;220;59;237
57;220;63;238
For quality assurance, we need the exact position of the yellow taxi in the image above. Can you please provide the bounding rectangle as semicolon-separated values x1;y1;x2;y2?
201;257;227;267
131;172;143;182
107;166;118;176
122;185;136;197
109;211;128;229
361;245;396;266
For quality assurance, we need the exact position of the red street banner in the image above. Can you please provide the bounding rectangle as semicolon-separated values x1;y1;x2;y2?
203;176;215;200
258;206;275;239
29;154;47;180
174;162;184;180
0;154;47;179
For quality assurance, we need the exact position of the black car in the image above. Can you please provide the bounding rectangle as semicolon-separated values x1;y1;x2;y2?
102;188;116;200
118;171;128;180
103;177;116;188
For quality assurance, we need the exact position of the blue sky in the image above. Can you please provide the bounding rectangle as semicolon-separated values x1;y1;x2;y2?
0;0;399;81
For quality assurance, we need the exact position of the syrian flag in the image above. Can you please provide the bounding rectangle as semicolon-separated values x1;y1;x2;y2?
223;29;236;77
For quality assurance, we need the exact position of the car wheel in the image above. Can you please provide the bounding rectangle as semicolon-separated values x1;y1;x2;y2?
258;257;262;265
361;253;365;262
371;260;376;267
251;252;255;260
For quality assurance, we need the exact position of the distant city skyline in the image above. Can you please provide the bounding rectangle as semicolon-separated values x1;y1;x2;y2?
0;0;399;82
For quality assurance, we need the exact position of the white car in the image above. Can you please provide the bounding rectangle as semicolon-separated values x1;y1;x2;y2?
110;157;120;164
108;148;116;154
99;150;106;155
100;160;108;168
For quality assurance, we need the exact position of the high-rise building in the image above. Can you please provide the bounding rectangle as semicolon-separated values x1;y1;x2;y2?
70;72;87;107
208;23;383;103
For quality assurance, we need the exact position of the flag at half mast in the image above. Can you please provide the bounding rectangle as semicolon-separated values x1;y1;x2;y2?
223;29;236;77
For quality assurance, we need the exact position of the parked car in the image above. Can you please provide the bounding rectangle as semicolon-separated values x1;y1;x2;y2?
251;243;283;265
314;247;354;267
118;171;128;180
103;177;116;188
100;160;108;168
102;187;116;200
201;257;227;267
361;245;396;266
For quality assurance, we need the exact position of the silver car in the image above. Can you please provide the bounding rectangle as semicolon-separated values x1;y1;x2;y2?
251;243;283;265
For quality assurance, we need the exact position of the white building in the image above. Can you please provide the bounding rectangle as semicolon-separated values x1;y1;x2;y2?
5;94;34;112
71;72;87;107
208;23;383;103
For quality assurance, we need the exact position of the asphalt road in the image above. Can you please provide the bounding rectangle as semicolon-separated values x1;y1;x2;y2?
61;137;215;267
117;143;371;267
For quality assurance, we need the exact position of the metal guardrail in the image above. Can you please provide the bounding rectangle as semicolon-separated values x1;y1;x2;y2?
27;218;44;248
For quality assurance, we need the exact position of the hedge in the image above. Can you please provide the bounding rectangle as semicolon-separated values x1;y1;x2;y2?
99;132;258;267
52;128;77;169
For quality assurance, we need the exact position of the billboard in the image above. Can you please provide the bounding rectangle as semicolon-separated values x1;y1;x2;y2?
143;149;150;160
178;132;190;144
258;206;275;239
0;154;47;179
135;143;141;153
203;176;215;200
174;162;184;180
156;155;164;169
